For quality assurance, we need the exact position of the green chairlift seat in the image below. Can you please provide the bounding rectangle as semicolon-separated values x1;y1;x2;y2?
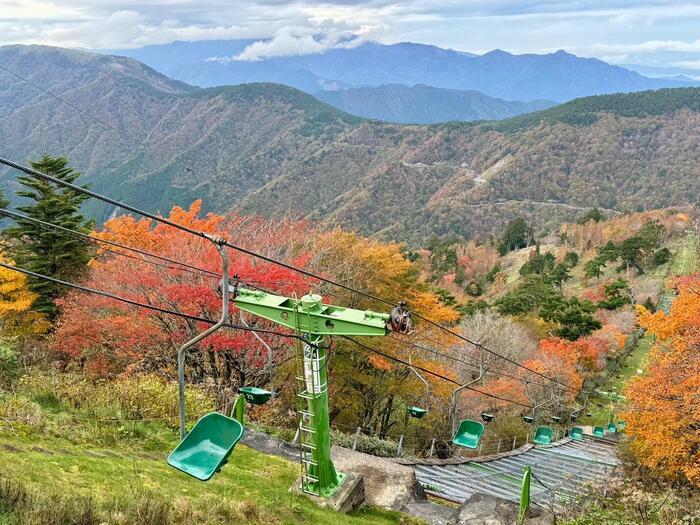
452;419;485;449
238;386;272;405
569;427;584;441
168;413;244;481
593;426;605;438
607;423;617;433
480;412;494;422
407;406;428;419
533;426;553;446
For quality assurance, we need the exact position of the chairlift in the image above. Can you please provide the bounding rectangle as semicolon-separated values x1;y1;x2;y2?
533;426;553;446
407;354;429;419
167;413;244;481
239;386;272;405
522;383;556;426
168;237;246;480
408;406;428;419
480;412;495;422
452;419;485;449
569;427;584;441
450;348;492;449
592;426;605;438
238;310;276;399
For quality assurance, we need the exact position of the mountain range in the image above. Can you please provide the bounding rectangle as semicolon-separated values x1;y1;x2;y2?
0;44;698;244
110;40;698;104
314;85;555;124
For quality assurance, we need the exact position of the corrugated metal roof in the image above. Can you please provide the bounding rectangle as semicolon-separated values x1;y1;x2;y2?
413;437;618;508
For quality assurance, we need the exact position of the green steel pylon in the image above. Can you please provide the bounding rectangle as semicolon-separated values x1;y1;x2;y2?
233;287;400;498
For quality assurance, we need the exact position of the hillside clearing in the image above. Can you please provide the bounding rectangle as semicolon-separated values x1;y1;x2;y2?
0;426;416;525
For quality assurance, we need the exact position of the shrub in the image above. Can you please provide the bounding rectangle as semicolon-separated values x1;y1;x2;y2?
651;247;671;266
0;338;21;386
330;429;404;458
17;370;215;427
0;393;43;427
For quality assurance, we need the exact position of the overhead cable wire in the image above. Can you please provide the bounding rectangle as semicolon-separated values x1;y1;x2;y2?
387;333;546;388
0;207;218;279
0;260;315;348
0;260;530;407
342;336;531;408
0;64;119;132
0;157;570;391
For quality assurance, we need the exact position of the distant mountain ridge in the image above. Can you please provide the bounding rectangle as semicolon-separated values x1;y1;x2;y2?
109;40;698;102
315;84;555;123
1;45;698;245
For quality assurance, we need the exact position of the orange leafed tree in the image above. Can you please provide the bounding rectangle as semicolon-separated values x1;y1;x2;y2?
311;229;461;435
623;275;700;486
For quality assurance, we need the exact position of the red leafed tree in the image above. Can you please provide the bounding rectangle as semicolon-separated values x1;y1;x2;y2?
54;201;314;392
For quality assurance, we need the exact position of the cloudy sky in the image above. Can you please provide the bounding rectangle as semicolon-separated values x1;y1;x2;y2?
2;1;700;69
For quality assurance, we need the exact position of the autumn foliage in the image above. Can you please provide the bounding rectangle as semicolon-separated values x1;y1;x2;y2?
0;253;50;337
623;275;700;487
54;201;313;381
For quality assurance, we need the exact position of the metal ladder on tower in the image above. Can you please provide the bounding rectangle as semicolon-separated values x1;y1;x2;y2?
293;308;325;496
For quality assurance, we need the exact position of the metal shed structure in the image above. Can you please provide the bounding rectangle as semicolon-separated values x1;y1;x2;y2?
410;437;618;509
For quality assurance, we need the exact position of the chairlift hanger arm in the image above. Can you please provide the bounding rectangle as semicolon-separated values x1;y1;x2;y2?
408;355;430;409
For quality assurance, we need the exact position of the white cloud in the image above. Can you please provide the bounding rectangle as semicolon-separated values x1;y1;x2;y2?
596;39;700;54
673;59;700;70
0;0;699;67
230;22;376;61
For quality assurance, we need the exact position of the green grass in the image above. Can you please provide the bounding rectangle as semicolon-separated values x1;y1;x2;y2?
580;233;697;427
0;429;414;525
670;233;698;276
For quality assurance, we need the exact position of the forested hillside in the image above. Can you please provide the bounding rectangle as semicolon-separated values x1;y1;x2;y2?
314;84;555;123
1;45;699;243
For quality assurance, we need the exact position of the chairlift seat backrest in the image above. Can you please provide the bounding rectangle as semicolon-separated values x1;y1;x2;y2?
167;412;244;481
533;426;554;446
569;427;584;441
452;419;484;449
407;406;428;418
239;386;272;405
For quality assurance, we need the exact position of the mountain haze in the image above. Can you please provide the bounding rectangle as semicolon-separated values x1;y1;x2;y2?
315;84;555;124
1;45;698;244
110;40;698;102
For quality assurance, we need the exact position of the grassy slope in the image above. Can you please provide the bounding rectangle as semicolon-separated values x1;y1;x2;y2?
580;232;698;427
0;416;414;524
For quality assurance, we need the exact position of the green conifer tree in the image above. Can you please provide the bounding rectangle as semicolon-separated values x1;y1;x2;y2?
4;155;93;318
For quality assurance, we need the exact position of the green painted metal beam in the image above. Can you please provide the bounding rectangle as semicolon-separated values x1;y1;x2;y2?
235;289;389;336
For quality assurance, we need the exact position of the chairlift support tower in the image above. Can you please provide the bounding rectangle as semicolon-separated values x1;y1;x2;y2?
230;287;395;498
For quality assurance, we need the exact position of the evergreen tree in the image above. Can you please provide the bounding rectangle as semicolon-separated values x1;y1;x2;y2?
4;156;93;318
497;218;533;255
598;278;633;310
577;208;605;224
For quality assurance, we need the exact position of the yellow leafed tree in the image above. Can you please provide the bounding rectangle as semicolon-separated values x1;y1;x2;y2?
0;255;49;336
